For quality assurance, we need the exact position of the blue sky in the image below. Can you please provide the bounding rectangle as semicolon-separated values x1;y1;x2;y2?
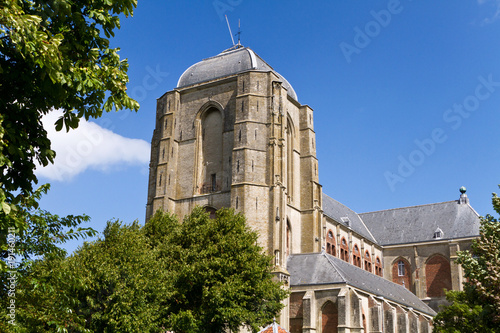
36;1;500;254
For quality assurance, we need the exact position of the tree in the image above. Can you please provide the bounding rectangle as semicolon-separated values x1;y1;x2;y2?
6;207;288;332
4;220;168;333
0;184;97;332
0;0;139;265
0;184;96;270
145;207;289;333
433;188;500;332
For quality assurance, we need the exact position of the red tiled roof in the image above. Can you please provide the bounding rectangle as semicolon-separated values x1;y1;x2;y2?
258;321;289;333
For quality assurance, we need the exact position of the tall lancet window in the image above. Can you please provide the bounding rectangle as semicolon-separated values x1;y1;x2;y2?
286;118;294;199
201;107;223;193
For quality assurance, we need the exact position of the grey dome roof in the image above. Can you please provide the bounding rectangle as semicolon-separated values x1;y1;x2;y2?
177;46;298;101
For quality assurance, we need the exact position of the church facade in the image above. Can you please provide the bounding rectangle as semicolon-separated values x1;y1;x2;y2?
146;45;480;332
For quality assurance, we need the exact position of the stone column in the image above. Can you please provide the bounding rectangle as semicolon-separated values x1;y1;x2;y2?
337;288;349;333
383;301;396;333
368;297;382;333
396;306;408;333
302;291;316;333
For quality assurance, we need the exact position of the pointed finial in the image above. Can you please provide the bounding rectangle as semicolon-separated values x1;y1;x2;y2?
459;186;469;204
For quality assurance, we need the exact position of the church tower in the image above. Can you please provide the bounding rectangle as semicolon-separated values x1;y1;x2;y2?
146;45;322;269
145;46;443;331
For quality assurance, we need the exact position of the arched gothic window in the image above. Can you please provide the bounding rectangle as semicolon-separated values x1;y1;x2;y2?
392;258;411;289
352;244;361;267
286;118;294;199
200;107;222;194
375;256;383;277
326;230;336;257
340;237;349;262
364;251;372;272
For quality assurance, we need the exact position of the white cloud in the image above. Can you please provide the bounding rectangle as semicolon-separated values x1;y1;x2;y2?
478;0;500;25
35;110;150;181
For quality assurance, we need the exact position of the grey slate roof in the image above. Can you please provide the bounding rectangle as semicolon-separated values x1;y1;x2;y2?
177;46;298;101
359;201;480;246
322;193;377;244
287;252;436;316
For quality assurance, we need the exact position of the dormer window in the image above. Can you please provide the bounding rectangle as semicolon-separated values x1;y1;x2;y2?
341;216;350;227
433;227;443;239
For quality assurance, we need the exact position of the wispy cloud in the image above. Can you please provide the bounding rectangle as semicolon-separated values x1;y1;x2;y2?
477;0;500;25
35;110;150;181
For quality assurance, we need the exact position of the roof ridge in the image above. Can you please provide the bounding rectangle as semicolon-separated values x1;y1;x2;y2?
322;193;379;244
322;252;348;283
208;46;248;60
465;202;481;217
360;200;459;215
358;215;378;244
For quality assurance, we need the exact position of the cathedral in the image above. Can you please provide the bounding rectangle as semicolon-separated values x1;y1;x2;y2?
146;45;481;333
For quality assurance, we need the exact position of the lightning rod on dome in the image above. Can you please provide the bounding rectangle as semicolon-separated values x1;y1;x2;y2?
236;19;241;46
225;15;235;46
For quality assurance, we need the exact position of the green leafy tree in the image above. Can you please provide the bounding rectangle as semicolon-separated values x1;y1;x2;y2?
434;188;500;332
0;184;96;332
7;208;288;332
7;220;167;333
145;207;289;333
0;184;96;269
0;0;139;267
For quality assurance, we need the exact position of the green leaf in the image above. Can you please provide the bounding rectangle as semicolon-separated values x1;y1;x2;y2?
1;201;11;214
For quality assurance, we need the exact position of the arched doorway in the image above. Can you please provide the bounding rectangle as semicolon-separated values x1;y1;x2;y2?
321;301;338;333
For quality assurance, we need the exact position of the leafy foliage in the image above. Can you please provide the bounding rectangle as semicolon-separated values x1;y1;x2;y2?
433;188;500;332
4;208;288;332
0;184;96;272
0;0;139;268
145;207;289;333
0;183;96;332
4;220;164;333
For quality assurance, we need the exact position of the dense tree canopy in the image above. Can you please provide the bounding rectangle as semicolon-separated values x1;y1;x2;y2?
433;188;500;332
0;0;139;266
2;208;288;332
146;208;289;333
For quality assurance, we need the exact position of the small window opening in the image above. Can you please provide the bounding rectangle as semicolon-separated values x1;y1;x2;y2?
211;174;217;192
398;260;405;276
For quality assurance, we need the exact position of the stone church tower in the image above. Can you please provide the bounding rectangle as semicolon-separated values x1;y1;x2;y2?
145;45;468;332
146;45;323;268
